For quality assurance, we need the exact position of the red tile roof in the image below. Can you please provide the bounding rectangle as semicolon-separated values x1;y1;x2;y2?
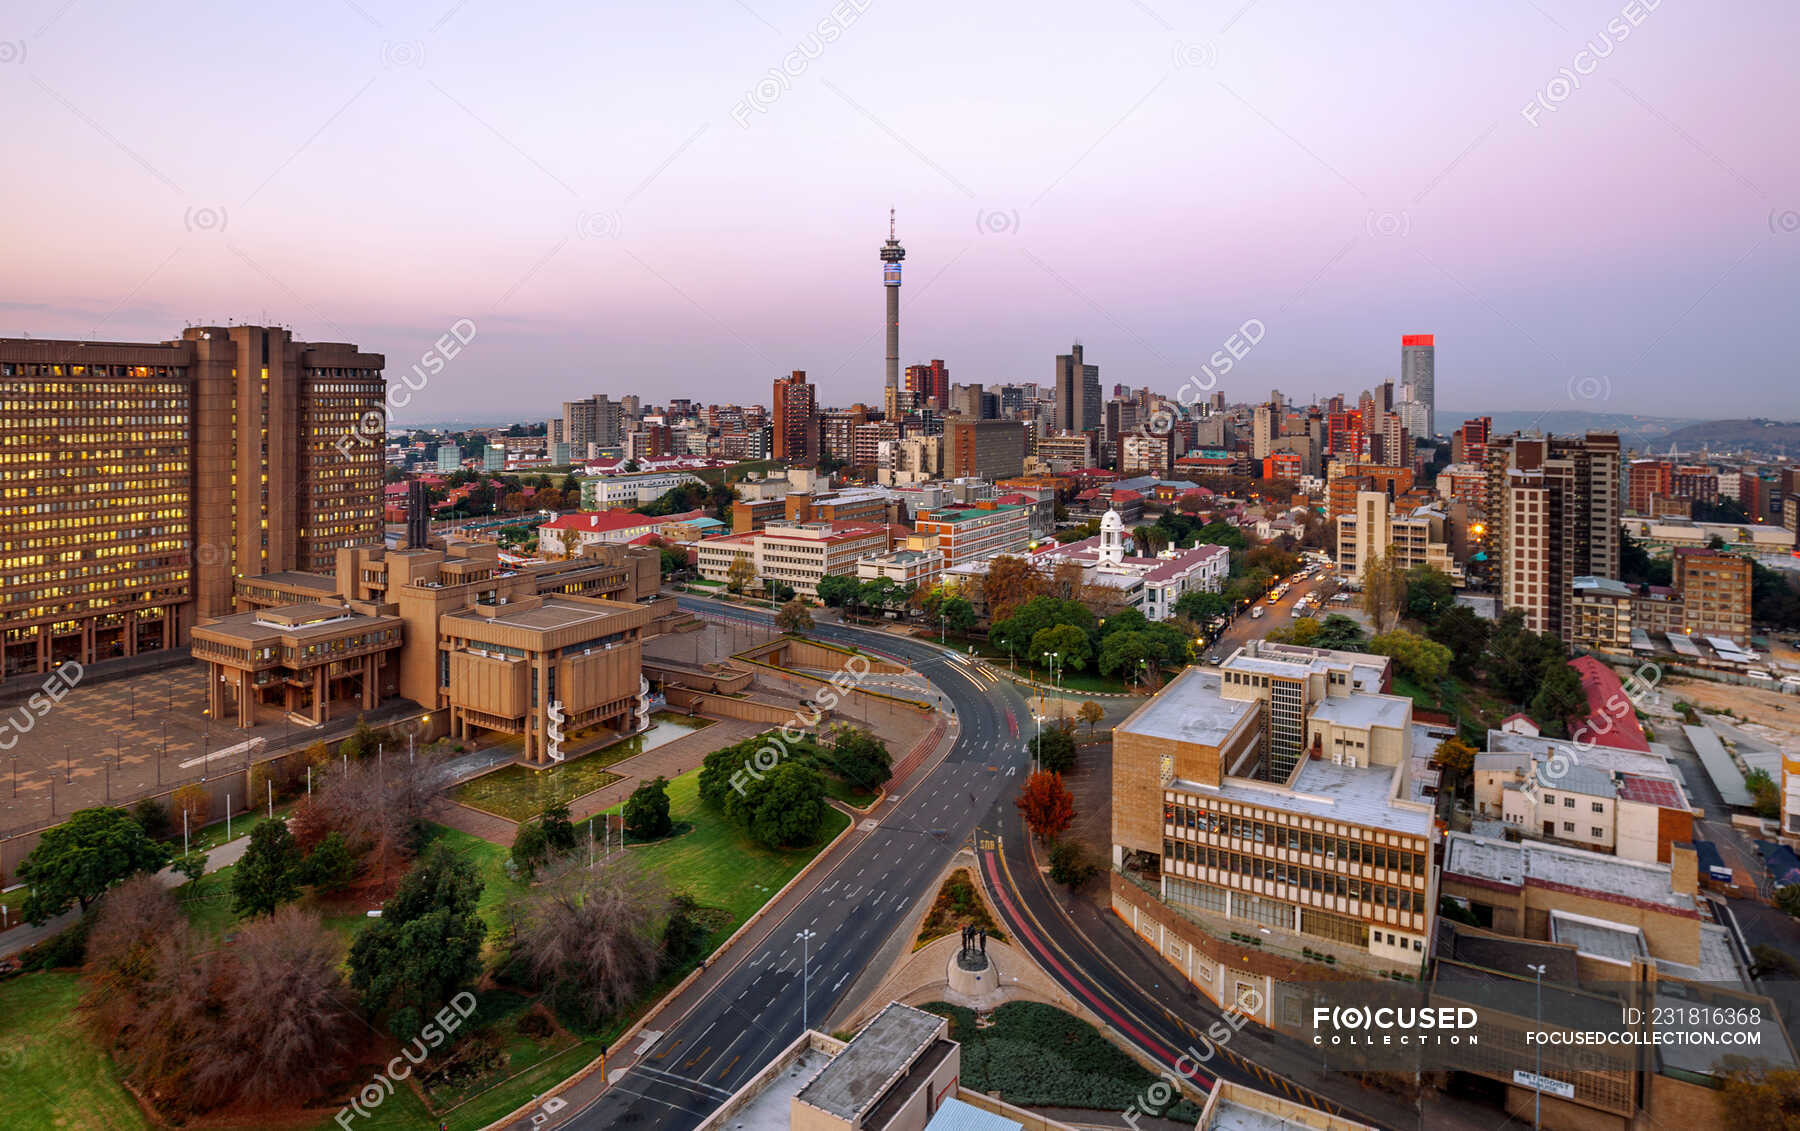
1567;656;1651;753
539;509;660;533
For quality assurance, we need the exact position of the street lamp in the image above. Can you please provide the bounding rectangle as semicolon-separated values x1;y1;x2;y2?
796;928;817;1031
1527;962;1547;1130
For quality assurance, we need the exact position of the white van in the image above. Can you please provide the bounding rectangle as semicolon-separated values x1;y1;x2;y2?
1251;606;1265;620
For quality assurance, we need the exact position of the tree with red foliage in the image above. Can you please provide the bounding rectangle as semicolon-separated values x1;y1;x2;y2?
1016;771;1076;843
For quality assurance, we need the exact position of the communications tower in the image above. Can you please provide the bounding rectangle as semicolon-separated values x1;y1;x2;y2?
881;209;905;393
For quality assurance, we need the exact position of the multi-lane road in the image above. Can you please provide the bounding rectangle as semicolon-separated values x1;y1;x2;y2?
544;593;1402;1131
547;598;1035;1129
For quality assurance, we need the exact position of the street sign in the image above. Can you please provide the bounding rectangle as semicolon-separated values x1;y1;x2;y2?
1513;1070;1574;1099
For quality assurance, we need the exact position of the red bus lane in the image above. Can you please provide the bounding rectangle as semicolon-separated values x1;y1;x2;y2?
980;851;1215;1092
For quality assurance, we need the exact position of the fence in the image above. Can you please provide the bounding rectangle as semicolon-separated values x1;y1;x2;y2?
1;710;435;885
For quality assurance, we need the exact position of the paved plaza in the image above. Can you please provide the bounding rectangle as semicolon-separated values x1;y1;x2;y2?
0;662;422;833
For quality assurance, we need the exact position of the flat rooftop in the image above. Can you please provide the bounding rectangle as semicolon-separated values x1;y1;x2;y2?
1117;668;1257;749
720;1046;832;1131
1443;833;1697;914
1175;758;1431;836
794;1003;944;1121
443;595;630;632
1309;692;1412;731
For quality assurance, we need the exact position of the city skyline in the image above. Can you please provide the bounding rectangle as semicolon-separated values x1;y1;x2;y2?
5;0;1797;418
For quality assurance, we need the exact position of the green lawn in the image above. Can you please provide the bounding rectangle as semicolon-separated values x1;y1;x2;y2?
10;775;843;1131
600;767;849;934
0;972;149;1130
447;714;712;822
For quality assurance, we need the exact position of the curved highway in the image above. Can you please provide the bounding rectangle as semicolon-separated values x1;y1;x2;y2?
550;598;1032;1129
547;597;1403;1130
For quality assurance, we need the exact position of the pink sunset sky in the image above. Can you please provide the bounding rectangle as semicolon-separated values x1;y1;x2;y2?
4;0;1796;419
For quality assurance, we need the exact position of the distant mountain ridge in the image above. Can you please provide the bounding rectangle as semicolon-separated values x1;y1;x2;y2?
1439;410;1699;444
1661;418;1800;456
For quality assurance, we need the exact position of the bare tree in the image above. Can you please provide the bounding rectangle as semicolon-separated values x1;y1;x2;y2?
515;856;670;1029
190;907;357;1110
83;875;185;1036
304;756;433;882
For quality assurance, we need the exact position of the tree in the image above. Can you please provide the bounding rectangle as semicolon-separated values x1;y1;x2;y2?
1098;630;1152;680
981;554;1041;622
1035;721;1078;773
1774;885;1800;919
1030;623;1092;673
815;573;860;609
131;798;170;840
1370;629;1452;684
87;895;355;1116
724;554;755;595
17;807;169;924
1049;840;1099;888
660;891;710;975
1173;589;1226;624
860;576;901;613
1530;659;1588;737
189;908;357;1110
231;818;302;917
828;726;893;792
1433;736;1477;777
348;843;487;1040
1098;608;1149;640
1486;611;1567;704
82;874;183;1034
515;856;669;1030
299;830;357;893
743;762;829;848
170;783;210;832
766;579;797;603
1403;564;1455;621
1715;1059;1800;1131
1428;604;1491;676
991;595;1094;657
1076;700;1105;737
1016;771;1076;843
1360;551;1407;633
940;594;977;634
511;819;551;879
776;599;814;634
1268;616;1323;646
624;776;674;840
171;852;207;886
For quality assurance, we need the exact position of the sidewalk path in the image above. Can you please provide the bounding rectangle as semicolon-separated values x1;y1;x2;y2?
1;831;253;958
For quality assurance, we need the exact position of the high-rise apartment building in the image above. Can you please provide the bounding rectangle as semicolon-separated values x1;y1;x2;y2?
1400;334;1435;437
772;370;817;464
1487;433;1621;641
904;359;949;412
0;326;384;678
1452;416;1491;467
947;419;1026;482
1053;343;1100;438
561;393;623;453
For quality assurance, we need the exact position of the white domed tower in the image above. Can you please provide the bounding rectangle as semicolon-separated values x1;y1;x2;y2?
1099;507;1127;565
